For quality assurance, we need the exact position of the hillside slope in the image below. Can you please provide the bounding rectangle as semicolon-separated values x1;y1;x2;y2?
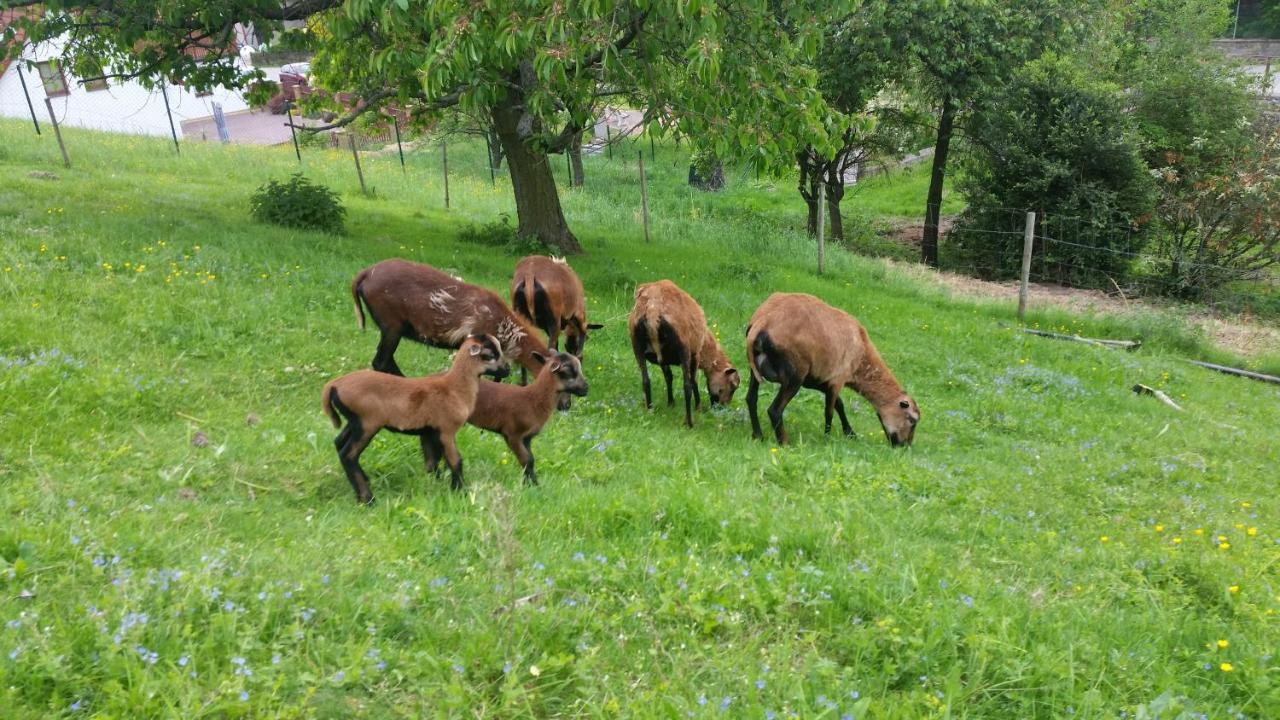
1;121;1278;718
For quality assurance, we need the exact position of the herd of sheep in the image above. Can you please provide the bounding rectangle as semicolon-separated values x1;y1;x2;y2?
322;257;920;504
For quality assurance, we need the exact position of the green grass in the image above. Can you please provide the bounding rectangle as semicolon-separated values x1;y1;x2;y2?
2;120;1279;719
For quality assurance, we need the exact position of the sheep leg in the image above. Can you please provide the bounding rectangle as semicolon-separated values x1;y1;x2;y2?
371;331;403;376
833;395;855;437
823;387;839;434
662;364;675;407
747;373;763;440
337;426;377;505
547;324;560;353
767;382;800;446
439;432;464;491
419;429;442;475
505;433;537;486
691;352;702;410
681;359;696;428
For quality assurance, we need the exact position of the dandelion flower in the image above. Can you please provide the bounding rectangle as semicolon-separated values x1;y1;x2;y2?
1220;542;1231;550
1173;537;1182;544
1218;639;1229;649
1247;527;1257;537
1220;662;1233;672
1229;585;1239;594
1155;525;1164;532
1100;536;1110;543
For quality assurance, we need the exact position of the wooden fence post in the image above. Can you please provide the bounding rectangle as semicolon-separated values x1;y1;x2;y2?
348;134;367;195
442;140;450;209
1018;211;1037;321
817;182;826;275
43;98;70;168
639;151;650;243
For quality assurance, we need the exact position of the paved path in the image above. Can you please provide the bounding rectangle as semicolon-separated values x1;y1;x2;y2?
181;108;322;145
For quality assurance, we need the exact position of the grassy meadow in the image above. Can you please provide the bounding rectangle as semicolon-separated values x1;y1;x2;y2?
1;119;1279;718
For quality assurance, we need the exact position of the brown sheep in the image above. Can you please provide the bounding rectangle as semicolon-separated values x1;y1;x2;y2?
467;350;589;485
628;279;741;427
321;334;508;504
510;256;602;361
350;259;550;377
744;293;920;446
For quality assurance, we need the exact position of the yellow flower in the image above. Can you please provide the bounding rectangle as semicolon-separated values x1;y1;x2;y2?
1220;662;1233;672
1229;585;1239;594
770;448;778;454
1242;502;1252;509
1234;523;1244;530
1218;639;1229;649
1247;527;1257;537
1219;542;1231;550
1172;537;1182;544
1100;536;1110;543
1218;535;1228;542
1194;528;1204;536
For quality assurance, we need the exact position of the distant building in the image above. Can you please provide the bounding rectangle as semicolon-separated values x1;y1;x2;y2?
0;10;278;139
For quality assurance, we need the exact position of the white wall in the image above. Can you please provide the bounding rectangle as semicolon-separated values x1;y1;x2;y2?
0;37;257;138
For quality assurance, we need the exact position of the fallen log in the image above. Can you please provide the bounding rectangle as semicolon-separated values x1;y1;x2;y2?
1133;383;1184;411
1186;360;1280;385
1021;328;1141;350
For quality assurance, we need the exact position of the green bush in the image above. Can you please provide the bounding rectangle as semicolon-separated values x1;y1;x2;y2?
249;173;345;234
459;213;550;256
949;58;1155;284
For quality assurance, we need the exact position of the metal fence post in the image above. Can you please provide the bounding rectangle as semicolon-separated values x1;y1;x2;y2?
817;183;826;275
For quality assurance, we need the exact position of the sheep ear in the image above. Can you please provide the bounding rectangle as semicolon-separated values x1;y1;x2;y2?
530;351;547;365
549;360;563;372
587;323;604;330
726;368;741;382
469;344;482;356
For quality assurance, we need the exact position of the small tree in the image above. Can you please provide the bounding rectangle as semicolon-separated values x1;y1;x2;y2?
1149;125;1280;297
950;59;1155;284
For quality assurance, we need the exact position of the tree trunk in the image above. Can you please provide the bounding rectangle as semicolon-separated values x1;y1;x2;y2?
797;148;820;237
486;126;504;170
569;130;585;187
824;163;845;242
922;93;955;268
492;93;583;254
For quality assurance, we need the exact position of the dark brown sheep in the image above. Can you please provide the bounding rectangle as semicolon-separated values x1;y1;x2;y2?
628;279;741;427
744;293;919;446
350;258;549;377
467;350;589;485
321;334;508;503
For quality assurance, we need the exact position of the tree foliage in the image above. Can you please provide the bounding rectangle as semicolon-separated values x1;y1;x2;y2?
950;58;1156;284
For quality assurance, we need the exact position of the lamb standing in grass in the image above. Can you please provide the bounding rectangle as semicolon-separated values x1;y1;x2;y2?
321;334;508;504
510;255;602;361
745;293;920;446
467;350;589;485
628;279;741;427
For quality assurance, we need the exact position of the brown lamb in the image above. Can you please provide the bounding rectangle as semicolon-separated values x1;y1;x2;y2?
467;350;589;485
510;256;603;362
321;334;508;504
350;258;550;377
628;279;741;427
744;293;920;446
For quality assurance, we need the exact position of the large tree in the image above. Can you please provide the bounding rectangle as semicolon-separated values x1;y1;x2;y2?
875;0;1077;266
4;0;840;254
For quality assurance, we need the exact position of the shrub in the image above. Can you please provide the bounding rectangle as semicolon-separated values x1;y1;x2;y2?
1146;123;1280;299
459;213;550;255
948;58;1155;284
249;174;345;234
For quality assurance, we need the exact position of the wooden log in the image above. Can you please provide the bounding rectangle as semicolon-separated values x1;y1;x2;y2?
1186;360;1280;385
1021;328;1141;350
1132;384;1184;411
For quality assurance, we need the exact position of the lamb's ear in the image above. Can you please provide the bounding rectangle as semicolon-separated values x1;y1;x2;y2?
726;368;741;384
469;344;482;356
587;323;604;330
530;351;547;365
549;360;563;372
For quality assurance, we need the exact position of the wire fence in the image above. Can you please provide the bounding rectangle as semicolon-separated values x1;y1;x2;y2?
940;205;1280;318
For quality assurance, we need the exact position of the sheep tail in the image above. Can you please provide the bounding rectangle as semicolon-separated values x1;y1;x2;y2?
351;268;371;330
322;384;342;429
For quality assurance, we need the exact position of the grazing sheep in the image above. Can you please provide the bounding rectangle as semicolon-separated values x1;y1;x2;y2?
744;293;920;446
467;350;589;485
350;258;549;377
628;279;741;427
321;334;508;504
510;255;602;361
